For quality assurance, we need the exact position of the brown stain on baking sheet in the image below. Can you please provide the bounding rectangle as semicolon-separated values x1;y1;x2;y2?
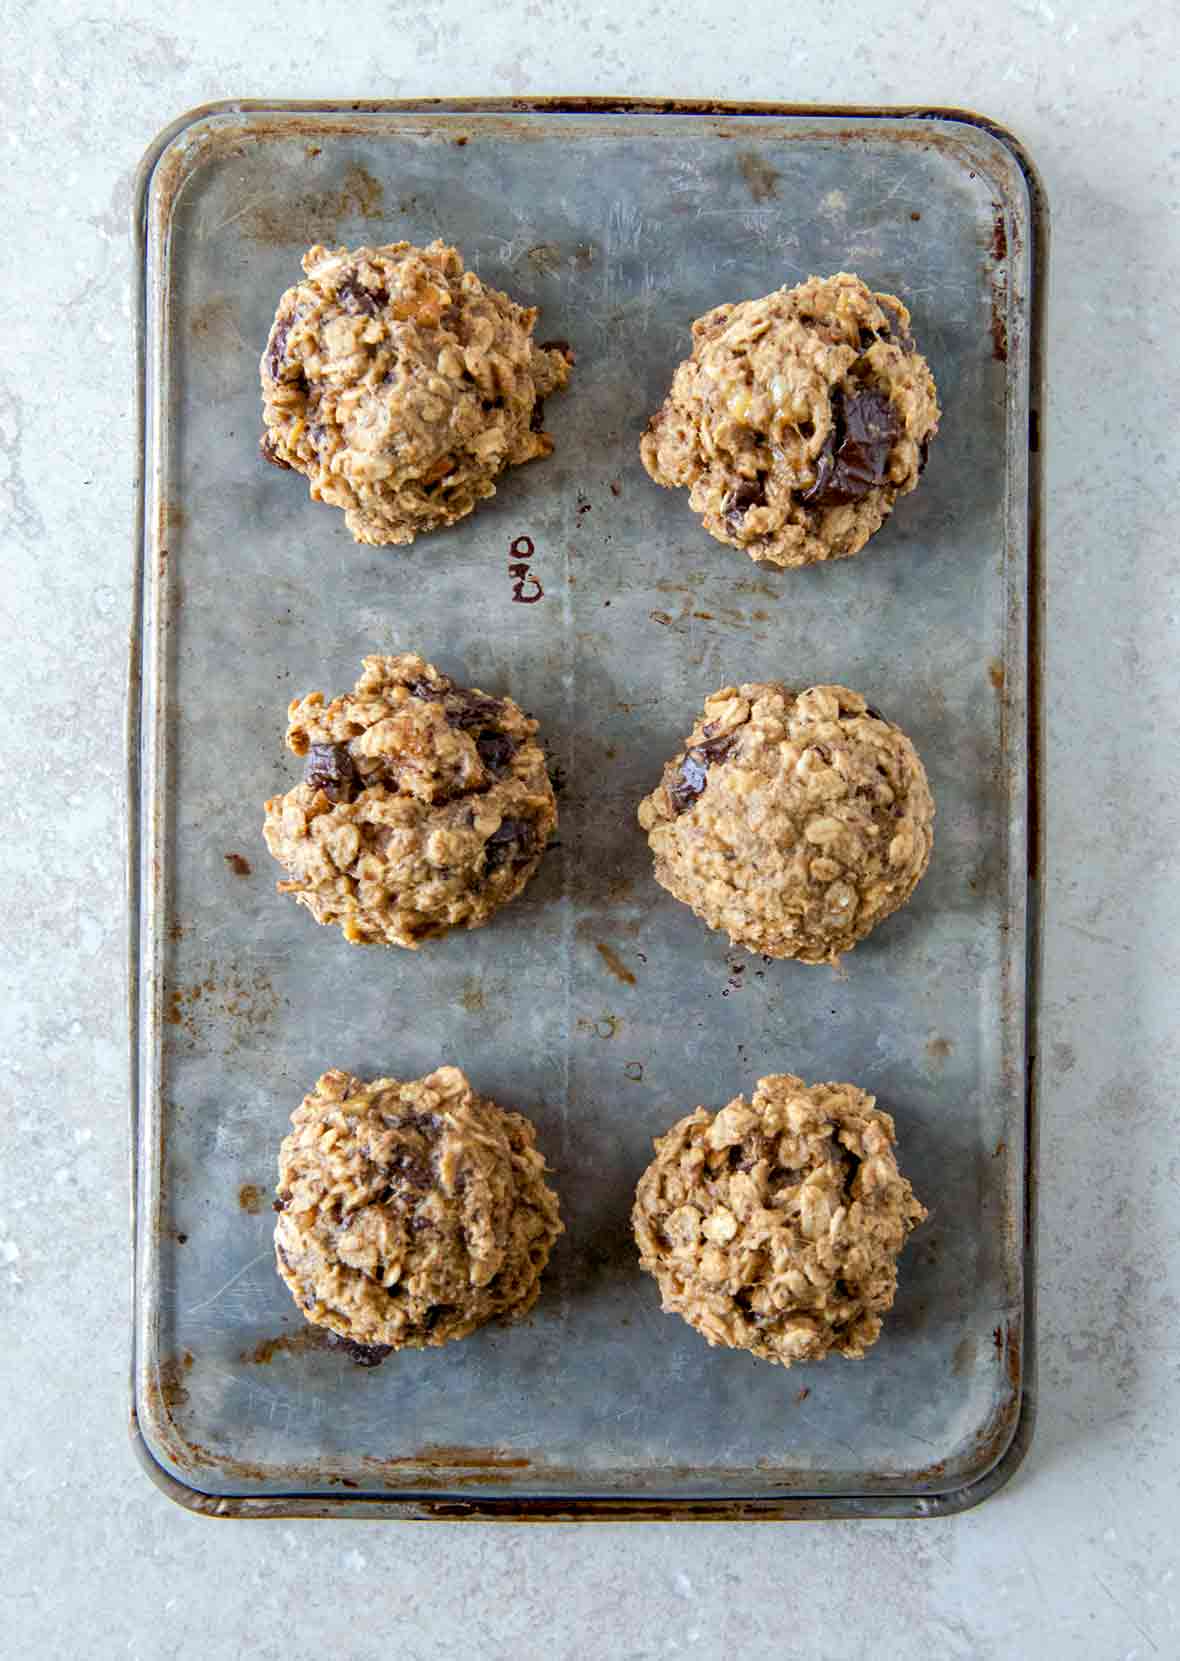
991;209;1008;262
526;242;563;273
241;1328;331;1365
238;1183;263;1215
926;1036;954;1063
153;1351;193;1414
990;291;1009;363
460;976;485;1013
224;852;252;876
385;1444;531;1471
162;964;279;1050
189;295;240;349
737;151;779;202
240;164;385;245
596;943;637;985
988;659;1005;693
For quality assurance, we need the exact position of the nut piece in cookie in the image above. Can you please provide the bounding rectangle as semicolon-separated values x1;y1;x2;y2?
262;652;558;948
640;272;939;568
633;1073;926;1366
275;1066;563;1350
637;682;934;963
259;240;573;545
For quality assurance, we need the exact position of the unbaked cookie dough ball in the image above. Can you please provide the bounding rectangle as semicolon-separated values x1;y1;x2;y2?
633;1073;926;1366
263;652;557;948
637;682;934;963
640;272;939;568
260;239;573;545
275;1066;563;1351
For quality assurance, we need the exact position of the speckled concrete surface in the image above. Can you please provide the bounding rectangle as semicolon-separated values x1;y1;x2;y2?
2;3;1178;1656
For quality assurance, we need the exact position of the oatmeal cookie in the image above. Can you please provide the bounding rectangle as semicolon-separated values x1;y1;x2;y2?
262;652;557;947
638;682;934;963
633;1073;926;1366
640;272;939;567
260;240;572;545
275;1066;563;1351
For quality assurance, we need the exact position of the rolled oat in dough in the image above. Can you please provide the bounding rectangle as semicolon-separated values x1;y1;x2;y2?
275;1065;563;1350
633;1073;926;1366
260;239;572;545
262;652;557;948
640;272;939;568
637;681;934;963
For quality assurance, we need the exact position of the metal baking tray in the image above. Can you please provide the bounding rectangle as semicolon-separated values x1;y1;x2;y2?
129;99;1044;1519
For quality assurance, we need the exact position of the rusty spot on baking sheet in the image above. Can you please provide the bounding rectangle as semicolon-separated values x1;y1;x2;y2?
926;1036;953;1063
241;1328;331;1365
175;1231;188;1245
238;1183;263;1214
305;143;322;159
239;163;384;245
1003;1323;1021;1390
991;210;1008;262
224;852;252;876
578;1013;621;1040
407;1444;531;1470
737;151;779;202
952;1335;977;1376
163;964;279;1049
164;502;187;530
155;1351;193;1413
990;296;1008;363
609;480;622;497
988;659;1005;693
453;134;468;147
994;1139;1007;1157
910;210;922;221
189;295;239;349
596;943;636;985
526;242;562;273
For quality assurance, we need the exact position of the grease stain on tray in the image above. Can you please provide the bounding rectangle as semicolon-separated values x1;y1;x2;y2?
241;1328;331;1365
239;164;384;245
596;943;637;985
163;963;280;1050
238;1183;264;1215
737;151;779;202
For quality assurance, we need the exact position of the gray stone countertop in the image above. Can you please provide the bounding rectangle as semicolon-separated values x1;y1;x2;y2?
2;3;1177;1656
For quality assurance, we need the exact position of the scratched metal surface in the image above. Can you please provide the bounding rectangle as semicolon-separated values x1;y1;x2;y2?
131;104;1037;1513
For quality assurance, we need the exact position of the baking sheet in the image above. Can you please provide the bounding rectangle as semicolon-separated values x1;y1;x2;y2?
129;101;1042;1518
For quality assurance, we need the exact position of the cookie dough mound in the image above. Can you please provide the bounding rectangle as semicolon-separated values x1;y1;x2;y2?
260;240;573;545
640;272;939;568
633;1074;926;1366
275;1066;563;1350
638;682;933;963
263;652;557;947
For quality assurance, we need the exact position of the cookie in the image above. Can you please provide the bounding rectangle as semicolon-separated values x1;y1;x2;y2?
640;272;939;568
637;682;934;963
633;1074;926;1366
260;240;572;545
275;1066;563;1351
262;652;557;947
